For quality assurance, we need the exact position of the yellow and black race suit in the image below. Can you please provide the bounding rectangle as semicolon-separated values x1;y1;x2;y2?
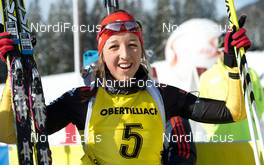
0;66;245;165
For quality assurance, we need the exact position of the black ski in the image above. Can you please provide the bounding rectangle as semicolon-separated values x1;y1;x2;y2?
0;0;52;164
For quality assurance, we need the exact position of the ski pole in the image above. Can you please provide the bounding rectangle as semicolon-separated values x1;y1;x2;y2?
225;0;264;164
104;0;119;15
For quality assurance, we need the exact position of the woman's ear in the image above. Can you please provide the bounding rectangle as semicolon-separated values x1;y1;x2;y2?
101;52;106;63
140;50;147;65
170;52;177;66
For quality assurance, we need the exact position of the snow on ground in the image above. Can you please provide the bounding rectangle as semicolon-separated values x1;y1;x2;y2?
0;72;84;145
0;72;84;104
246;51;264;86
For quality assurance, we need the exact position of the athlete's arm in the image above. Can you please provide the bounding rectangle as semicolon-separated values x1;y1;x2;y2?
0;81;90;144
160;67;245;123
46;87;91;134
162;116;197;164
174;17;249;123
191;67;245;123
0;75;16;144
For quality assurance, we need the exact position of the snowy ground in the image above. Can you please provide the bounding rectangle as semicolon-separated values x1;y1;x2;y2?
0;72;84;103
0;72;84;145
246;51;264;86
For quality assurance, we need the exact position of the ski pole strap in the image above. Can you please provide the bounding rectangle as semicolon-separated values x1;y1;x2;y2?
0;35;11;39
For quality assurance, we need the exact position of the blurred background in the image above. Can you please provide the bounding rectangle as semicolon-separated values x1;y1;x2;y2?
1;1;264;164
0;0;263;83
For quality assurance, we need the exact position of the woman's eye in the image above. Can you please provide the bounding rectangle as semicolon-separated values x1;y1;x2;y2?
109;45;119;49
129;43;138;48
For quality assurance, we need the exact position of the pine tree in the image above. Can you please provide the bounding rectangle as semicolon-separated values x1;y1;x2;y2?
130;0;143;18
120;0;129;10
200;0;216;20
28;0;46;75
29;0;42;27
153;0;172;60
183;0;216;21
118;0;143;20
44;0;74;74
141;11;157;60
237;0;264;49
78;0;89;67
87;0;105;50
170;0;185;24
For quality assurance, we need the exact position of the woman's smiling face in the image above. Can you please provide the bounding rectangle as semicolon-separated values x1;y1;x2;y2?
103;32;142;81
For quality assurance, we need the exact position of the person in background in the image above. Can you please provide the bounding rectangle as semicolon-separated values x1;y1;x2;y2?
199;17;264;141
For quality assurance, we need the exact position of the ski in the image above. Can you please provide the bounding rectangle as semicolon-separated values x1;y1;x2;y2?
0;0;34;164
225;0;264;164
0;0;52;164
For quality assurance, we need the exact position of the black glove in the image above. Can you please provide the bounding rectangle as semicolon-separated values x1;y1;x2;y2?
223;15;251;68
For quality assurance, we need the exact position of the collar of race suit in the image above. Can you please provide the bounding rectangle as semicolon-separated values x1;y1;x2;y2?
97;65;149;95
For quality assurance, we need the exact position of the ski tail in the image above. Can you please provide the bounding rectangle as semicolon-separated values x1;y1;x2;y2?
225;0;264;164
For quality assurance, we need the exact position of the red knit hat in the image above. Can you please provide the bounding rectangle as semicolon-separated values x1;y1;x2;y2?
97;10;143;54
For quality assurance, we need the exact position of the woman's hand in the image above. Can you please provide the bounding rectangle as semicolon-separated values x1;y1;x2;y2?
0;32;14;63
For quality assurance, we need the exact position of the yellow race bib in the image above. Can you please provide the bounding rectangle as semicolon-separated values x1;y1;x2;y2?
84;87;164;165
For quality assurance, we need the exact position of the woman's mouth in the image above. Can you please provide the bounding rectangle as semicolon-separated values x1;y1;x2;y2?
118;63;132;69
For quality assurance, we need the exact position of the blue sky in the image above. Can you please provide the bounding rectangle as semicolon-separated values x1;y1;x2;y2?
26;0;257;20
216;0;257;18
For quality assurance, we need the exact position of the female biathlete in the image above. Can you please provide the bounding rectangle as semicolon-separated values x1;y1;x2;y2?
0;10;250;165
